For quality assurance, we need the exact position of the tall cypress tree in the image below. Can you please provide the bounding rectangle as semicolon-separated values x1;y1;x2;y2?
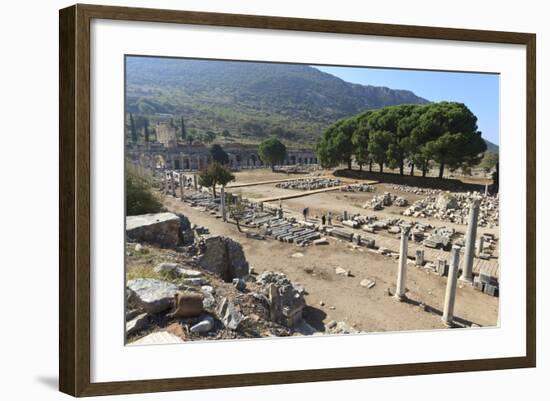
129;113;138;143
180;116;187;141
143;118;150;143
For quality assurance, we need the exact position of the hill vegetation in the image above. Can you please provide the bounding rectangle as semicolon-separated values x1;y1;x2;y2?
125;57;429;146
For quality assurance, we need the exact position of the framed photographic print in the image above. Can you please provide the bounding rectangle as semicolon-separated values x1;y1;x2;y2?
59;4;536;397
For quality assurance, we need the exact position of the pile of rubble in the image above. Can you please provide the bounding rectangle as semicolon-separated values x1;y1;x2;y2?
256;271;306;327
329;211;463;251
403;192;499;227
423;226;455;250
125;212;314;343
363;192;408;210
387;184;441;195
125;268;303;343
275;178;341;191
339;183;376;193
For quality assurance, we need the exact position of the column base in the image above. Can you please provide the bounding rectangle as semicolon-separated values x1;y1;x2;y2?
442;318;454;328
394;293;407;302
459;276;473;285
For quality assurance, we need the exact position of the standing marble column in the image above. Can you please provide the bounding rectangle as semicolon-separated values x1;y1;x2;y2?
442;245;461;327
193;173;198;191
395;225;412;301
460;198;481;283
179;174;184;200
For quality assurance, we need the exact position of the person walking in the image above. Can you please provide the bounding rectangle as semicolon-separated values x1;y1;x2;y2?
321;214;326;226
303;207;309;222
327;211;332;226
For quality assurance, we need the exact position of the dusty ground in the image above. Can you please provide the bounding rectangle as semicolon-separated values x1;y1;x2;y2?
162;168;499;333
229;180;499;239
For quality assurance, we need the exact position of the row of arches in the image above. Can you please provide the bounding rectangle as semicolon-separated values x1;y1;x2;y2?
133;151;318;171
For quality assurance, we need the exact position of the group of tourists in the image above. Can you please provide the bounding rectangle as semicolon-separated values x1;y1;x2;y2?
302;207;333;226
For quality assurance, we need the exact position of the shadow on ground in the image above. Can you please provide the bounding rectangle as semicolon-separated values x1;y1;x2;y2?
302;305;328;332
402;296;479;328
335;169;490;192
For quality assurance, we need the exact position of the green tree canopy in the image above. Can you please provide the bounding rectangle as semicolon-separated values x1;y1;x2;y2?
210;144;229;165
203;131;217;143
258;138;287;171
317;101;487;179
316;117;357;169
198;162;235;197
413;102;486;178
351;111;374;171
368;130;393;173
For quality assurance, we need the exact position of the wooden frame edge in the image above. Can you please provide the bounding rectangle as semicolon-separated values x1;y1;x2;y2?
59;4;77;396
59;3;536;397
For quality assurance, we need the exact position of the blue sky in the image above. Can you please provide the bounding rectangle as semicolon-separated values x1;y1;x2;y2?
314;66;500;145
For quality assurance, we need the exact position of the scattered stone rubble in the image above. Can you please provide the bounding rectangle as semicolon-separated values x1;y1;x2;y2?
387;184;441;195
275;178;341;190
124;211;328;343
363;192;408;210
339;183;376;193
403;192;499;227
474;270;500;297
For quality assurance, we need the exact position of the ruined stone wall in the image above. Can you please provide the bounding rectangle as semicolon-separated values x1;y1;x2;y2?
128;141;317;171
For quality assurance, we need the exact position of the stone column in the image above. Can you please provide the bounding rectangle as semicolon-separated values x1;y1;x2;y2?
477;236;485;257
193;173;198;191
395;225;412;301
437;258;447;276
415;249;424;266
460;198;480;283
170;171;176;197
179;174;184;200
220;186;227;222
442;245;461;327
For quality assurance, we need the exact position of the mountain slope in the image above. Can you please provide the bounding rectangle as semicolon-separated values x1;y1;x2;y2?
484;139;499;153
125;57;430;146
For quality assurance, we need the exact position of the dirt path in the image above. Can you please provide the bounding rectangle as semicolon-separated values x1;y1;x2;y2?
163;194;499;333
226;175;335;188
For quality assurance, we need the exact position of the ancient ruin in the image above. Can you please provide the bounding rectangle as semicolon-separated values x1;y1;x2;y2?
123;58;500;345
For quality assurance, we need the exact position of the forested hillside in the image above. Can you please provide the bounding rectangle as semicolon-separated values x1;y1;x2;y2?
125;57;429;146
